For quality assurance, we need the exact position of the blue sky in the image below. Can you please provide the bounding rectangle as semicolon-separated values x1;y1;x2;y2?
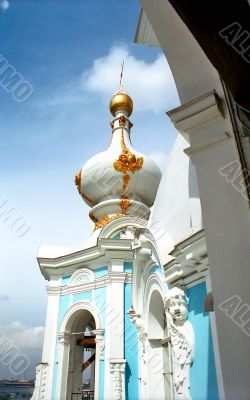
0;0;179;378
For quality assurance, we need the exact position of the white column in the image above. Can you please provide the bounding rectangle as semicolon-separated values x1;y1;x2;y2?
57;332;71;400
110;359;127;400
104;259;127;400
92;328;104;400
41;286;60;400
168;90;250;400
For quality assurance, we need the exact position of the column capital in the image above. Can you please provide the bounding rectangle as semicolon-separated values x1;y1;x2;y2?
167;90;224;137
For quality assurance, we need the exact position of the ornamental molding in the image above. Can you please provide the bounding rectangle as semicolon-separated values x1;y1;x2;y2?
128;311;147;367
46;273;132;295
164;229;209;287
167;90;224;136
59;300;102;332
99;216;147;239
110;359;126;400
38;238;135;280
68;268;95;286
92;329;105;360
30;362;48;400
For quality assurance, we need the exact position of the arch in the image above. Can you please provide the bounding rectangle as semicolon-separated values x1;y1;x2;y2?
148;289;165;340
57;302;102;400
60;301;101;333
143;275;173;400
99;216;147;239
68;268;95;287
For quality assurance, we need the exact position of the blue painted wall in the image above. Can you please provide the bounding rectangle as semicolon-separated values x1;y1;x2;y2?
188;282;219;400
62;275;71;285
124;282;139;400
124;261;132;273
148;264;163;276
95;266;108;278
74;291;92;303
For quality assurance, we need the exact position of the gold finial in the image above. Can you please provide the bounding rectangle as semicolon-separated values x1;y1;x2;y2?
119;60;124;92
110;61;133;117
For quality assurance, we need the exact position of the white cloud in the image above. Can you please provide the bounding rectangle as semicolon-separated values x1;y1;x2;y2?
0;321;44;378
81;45;179;113
0;0;9;10
0;321;44;351
34;82;89;109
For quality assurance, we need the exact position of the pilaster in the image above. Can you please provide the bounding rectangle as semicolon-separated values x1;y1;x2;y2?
168;90;250;400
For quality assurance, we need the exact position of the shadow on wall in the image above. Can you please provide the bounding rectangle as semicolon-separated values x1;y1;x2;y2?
188;282;219;400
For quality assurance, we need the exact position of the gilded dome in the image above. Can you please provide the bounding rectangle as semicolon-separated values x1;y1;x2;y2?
109;91;133;117
75;87;161;228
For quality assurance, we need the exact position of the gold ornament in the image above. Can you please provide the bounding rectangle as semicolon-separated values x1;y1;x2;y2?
113;129;144;189
120;198;131;214
89;212;98;223
94;213;126;230
109;92;133;117
74;170;94;205
119;115;126;127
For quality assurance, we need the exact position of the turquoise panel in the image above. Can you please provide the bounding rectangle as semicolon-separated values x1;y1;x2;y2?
99;359;105;400
148;264;163;275
124;283;138;400
124;261;132;273
74;291;92;303
188;282;219;400
94;286;106;327
62;275;71;285
58;294;71;331
95;266;108;278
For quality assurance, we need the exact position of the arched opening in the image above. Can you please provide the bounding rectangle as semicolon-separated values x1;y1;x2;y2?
66;309;96;400
147;289;172;400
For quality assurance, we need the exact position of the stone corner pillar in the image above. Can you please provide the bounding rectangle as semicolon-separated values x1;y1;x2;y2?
109;358;127;400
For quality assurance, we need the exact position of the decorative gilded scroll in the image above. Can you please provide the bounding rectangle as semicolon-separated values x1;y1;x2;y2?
118;115;126;127
94;213;126;230
113;129;143;190
74;170;94;205
119;198;131;214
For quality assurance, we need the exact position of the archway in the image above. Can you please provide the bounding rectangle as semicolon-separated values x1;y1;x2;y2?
67;309;96;400
57;303;102;400
147;289;172;400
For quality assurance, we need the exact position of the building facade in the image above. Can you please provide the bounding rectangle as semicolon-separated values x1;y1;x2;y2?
135;2;250;400
31;81;223;399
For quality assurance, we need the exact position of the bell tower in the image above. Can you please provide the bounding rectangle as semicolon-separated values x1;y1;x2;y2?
31;85;177;400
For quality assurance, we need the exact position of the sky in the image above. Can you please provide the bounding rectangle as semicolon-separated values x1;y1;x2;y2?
0;0;179;378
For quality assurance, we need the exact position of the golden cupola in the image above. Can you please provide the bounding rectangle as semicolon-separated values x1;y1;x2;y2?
75;87;161;231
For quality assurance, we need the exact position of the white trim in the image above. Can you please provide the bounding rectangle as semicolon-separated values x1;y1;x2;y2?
68;268;95;286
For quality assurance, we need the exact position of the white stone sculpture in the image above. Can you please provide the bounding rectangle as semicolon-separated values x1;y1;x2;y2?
165;287;194;400
31;362;48;400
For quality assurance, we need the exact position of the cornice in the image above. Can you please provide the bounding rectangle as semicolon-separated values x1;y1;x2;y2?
46;273;132;295
167;90;224;137
38;238;134;281
164;229;209;287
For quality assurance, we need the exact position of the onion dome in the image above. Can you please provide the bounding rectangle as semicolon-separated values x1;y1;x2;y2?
75;89;162;231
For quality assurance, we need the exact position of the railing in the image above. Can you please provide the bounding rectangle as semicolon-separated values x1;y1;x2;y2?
71;391;94;400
